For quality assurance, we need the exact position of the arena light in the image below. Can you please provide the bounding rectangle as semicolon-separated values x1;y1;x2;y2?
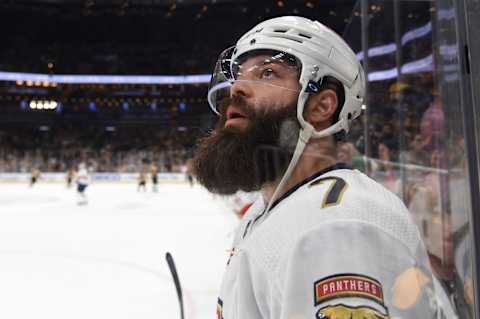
89;101;97;112
438;7;455;20
20;100;28;110
401;54;433;74
356;43;396;60
0;72;211;85
401;22;432;45
0;54;441;88
150;102;157;112
56;102;63;113
367;54;433;82
178;102;186;112
356;22;432;60
29;100;58;110
50;101;58;109
355;8;454;61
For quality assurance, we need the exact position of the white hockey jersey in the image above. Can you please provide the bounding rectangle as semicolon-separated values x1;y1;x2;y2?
217;164;450;319
76;168;90;186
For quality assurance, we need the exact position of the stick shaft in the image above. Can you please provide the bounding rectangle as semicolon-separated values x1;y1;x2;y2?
166;252;185;319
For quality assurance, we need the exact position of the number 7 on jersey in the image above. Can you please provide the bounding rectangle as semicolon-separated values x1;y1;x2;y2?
310;177;348;208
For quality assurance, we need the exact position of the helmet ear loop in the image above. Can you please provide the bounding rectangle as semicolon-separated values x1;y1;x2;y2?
297;78;331;140
299;86;346;140
296;90;315;136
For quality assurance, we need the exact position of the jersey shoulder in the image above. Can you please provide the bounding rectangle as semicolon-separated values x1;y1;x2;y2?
300;169;412;223
243;169;423;274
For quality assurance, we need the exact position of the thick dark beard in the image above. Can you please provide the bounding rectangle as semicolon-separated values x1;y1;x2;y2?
192;97;298;195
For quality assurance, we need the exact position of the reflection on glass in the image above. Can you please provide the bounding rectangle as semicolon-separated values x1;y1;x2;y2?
343;0;475;317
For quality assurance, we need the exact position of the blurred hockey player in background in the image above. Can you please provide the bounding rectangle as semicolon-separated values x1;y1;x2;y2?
29;167;41;187
192;16;454;319
75;162;90;205
180;162;193;187
150;162;159;192
226;190;258;219
66;167;75;188
138;166;147;192
187;167;194;187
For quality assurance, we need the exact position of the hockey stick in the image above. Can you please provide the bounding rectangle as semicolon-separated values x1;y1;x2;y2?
165;252;185;319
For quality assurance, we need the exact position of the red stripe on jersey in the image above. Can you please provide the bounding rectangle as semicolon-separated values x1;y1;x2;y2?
314;274;384;305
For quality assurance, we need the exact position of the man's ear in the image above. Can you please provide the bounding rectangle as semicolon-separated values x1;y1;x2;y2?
304;89;338;130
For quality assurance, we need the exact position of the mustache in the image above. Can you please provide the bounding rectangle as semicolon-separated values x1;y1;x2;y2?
219;95;256;121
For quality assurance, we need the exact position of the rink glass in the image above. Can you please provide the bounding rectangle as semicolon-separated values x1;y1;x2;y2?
341;0;477;317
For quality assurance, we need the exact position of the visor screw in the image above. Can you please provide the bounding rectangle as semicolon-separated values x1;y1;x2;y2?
250;38;256;45
311;65;319;75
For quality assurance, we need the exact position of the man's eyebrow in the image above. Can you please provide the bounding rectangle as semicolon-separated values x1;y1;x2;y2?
244;60;281;73
262;59;286;66
241;56;294;73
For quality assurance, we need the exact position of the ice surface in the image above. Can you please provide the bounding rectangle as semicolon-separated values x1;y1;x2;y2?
0;182;238;319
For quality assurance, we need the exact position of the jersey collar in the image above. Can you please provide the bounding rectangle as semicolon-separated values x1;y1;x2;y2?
268;162;352;212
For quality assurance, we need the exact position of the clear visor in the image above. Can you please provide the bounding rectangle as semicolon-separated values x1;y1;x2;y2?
207;46;302;115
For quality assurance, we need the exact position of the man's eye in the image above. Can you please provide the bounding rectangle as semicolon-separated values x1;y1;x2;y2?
261;68;275;79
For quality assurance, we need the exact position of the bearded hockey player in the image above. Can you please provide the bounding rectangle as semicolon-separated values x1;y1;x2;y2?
192;16;454;319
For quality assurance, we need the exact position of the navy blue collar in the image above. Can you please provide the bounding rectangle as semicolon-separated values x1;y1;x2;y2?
268;162;352;212
243;163;353;239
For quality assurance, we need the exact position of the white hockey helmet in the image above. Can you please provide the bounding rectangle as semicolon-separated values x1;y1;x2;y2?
208;15;365;138
207;16;366;214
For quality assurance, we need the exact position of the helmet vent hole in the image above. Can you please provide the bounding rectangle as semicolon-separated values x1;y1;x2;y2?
274;29;288;33
347;113;352;120
250;39;256;45
298;33;312;39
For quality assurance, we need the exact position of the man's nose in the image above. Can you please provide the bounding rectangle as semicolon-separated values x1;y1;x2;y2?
230;79;253;99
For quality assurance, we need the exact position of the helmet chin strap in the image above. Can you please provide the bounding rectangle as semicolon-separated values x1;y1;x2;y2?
264;123;315;214
263;90;346;215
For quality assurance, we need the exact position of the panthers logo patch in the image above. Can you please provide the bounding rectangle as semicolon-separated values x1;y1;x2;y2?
314;274;389;319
